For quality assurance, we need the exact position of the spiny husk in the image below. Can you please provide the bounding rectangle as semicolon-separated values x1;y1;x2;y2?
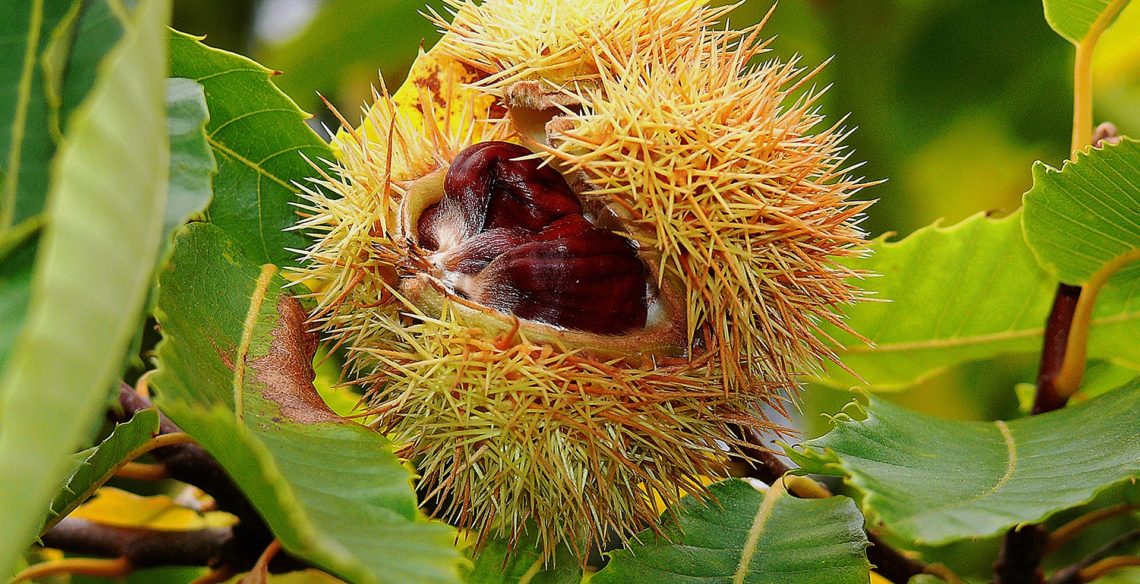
431;0;729;95
294;83;508;334
294;0;872;564
544;24;874;395
352;291;782;559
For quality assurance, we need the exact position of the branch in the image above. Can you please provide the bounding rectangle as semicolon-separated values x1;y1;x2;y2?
994;525;1049;584
38;517;232;568
997;277;1086;582
1032;284;1082;415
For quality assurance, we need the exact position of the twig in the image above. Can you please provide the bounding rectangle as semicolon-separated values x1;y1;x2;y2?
35;517;231;568
1032;284;1082;415
994;525;1049;584
1047;529;1140;584
995;278;1085;582
734;427;933;584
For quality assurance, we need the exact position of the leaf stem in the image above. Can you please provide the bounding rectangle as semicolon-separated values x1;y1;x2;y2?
1072;41;1094;153
11;556;133;583
1046;503;1139;555
1053;248;1140;398
1075;556;1140;582
115;461;170;481
1070;0;1129;154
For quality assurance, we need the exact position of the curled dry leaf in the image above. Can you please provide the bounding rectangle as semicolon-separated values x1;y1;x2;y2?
253;296;340;426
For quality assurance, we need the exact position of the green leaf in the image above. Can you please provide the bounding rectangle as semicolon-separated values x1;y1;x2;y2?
164;78;215;240
0;0;171;578
0;0;73;232
45;408;161;531
150;223;464;584
1043;0;1130;45
1;1;131;369
43;0;127;140
0;221;39;370
168;31;333;268
465;536;581;584
814;211;1140;390
592;479;869;584
1023;138;1140;285
788;381;1140;545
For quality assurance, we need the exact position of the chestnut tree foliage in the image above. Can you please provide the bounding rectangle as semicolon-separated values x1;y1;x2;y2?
1;1;1138;583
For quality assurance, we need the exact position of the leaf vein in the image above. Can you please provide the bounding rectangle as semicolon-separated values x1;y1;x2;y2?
732;482;783;584
1;0;45;232
232;264;278;419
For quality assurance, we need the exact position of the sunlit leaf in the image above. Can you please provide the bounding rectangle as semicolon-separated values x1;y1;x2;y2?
151;223;464;584
168;31;333;268
0;0;170;576
592;479;870;584
1023;138;1140;285
788;381;1140;545
68;487;236;531
1043;0;1130;45
814;212;1140;390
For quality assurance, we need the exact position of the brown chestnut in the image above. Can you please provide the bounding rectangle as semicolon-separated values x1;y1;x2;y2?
461;216;648;334
417;142;648;334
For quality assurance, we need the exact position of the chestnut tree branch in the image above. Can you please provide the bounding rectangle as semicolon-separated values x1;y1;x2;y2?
38;517;232;568
1031;284;1082;415
995;278;1086;583
994;525;1050;584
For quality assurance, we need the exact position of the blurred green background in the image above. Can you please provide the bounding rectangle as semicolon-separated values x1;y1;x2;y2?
169;0;1140;424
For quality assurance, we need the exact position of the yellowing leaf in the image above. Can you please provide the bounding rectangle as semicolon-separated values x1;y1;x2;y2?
70;487;237;531
347;39;498;153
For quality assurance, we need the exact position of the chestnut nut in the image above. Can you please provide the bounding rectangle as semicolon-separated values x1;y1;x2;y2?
417;141;648;335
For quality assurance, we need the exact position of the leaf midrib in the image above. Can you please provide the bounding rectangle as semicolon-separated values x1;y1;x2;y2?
733;482;784;584
231;264;277;419
1;0;45;232
842;308;1140;354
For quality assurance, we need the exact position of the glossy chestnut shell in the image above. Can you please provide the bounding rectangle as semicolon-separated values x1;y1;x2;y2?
414;142;648;335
